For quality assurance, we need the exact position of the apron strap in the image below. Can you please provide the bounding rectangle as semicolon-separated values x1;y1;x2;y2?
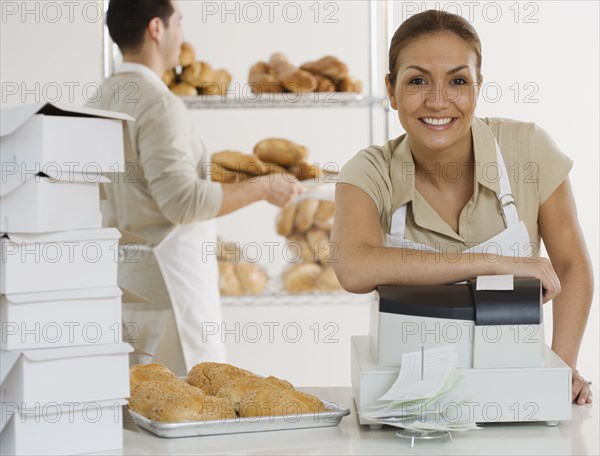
389;204;408;238
494;140;520;228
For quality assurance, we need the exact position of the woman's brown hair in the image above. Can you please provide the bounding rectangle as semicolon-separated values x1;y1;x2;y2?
388;10;482;86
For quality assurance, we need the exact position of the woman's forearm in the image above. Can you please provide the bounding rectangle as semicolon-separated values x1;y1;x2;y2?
550;260;594;368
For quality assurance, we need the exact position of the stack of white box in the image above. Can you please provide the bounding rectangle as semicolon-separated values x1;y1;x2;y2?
0;102;134;455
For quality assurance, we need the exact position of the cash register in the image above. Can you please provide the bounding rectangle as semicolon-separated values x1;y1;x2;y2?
351;277;572;426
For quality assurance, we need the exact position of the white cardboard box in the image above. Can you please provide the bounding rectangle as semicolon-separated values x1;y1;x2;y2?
0;102;133;187
1;287;122;350
1;398;126;456
0;172;107;233
0;228;121;294
1;343;132;406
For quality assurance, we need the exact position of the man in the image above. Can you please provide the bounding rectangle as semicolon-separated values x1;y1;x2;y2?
89;0;302;374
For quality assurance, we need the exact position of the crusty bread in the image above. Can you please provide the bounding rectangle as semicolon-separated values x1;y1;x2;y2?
276;202;297;237
300;56;348;80
294;199;320;233
283;262;323;293
179;42;196;67
234;262;268;295
313;200;335;230
212;150;268;175
169;82;197;96
129;363;178;390
129;380;236;422
254;138;309;166
218;262;244;296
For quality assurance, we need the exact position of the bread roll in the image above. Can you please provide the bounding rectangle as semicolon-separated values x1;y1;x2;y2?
286;234;314;263
314;266;343;292
276;202;297;237
279;68;318;93
169;82;197;96
187;362;257;396
249;62;285;94
129;380;236;422
209;162;252;183
181;61;214;87
313;200;336;230
218;262;243;296
316;75;336;93
217;240;242;262
203;69;232;96
254;138;309;166
234;262;268;295
283;263;323;293
129;363;177;390
239;387;326;418
287;161;320;181
300;56;348;80
212;150;268;175
306;227;334;263
337;76;362;93
294;199;320;233
162;69;177;86
179;42;196;66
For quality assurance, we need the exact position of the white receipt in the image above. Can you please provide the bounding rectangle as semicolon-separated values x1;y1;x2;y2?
476;274;514;291
378;346;456;402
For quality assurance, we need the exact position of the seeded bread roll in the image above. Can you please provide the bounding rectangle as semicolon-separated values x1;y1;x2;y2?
129;363;178;390
283;262;323;293
239;387;326;418
294;199;320;233
187;362;257;396
129;380;236;422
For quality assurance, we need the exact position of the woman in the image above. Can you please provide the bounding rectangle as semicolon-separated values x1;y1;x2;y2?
332;10;593;405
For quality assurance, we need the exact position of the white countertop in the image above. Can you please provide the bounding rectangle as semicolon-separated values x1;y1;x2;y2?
94;386;598;455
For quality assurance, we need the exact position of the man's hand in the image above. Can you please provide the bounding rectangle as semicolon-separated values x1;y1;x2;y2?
262;173;304;207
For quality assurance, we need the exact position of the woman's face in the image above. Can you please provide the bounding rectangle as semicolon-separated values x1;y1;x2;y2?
386;32;481;155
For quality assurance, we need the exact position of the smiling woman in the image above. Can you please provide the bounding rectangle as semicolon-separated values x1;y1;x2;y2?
331;10;593;406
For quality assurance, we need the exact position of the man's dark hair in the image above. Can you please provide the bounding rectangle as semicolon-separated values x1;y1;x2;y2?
106;0;175;52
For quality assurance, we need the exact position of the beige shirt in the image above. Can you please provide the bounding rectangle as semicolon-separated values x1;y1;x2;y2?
87;64;223;245
337;117;573;256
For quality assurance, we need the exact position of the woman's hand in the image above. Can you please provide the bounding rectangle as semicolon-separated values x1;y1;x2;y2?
499;256;561;303
572;370;593;405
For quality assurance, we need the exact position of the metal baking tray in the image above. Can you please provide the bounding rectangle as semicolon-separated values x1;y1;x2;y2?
128;400;350;438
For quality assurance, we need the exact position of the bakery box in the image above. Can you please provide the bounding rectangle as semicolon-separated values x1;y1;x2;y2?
0;228;121;294
1;287;122;350
1;343;132;406
0;102;133;177
0;172;106;233
1;399;127;456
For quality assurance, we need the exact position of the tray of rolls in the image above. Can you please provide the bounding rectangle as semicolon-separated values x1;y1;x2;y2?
128;362;350;438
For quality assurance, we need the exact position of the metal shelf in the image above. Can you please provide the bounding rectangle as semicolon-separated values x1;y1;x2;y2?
182;92;386;110
221;277;373;307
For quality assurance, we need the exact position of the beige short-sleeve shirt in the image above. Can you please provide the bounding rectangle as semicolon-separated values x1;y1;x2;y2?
337;117;573;256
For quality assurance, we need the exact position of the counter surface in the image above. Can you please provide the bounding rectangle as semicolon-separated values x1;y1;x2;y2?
94;386;598;455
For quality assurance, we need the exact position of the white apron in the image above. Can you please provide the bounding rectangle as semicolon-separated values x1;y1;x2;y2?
386;140;532;255
114;63;225;372
152;220;226;370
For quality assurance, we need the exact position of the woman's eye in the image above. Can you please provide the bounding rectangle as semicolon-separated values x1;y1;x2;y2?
451;78;468;85
409;77;427;85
